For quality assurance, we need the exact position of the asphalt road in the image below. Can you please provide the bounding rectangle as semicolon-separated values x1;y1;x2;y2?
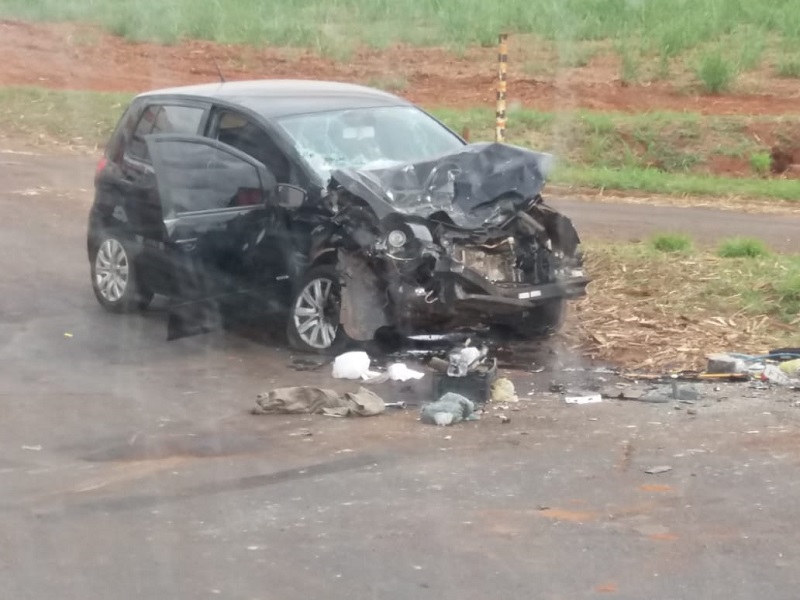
3;148;800;599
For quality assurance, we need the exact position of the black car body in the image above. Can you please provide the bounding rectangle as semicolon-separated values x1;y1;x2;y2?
89;80;588;352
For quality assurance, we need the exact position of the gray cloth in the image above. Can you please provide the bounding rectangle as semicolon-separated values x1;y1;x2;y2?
420;393;480;426
253;386;386;417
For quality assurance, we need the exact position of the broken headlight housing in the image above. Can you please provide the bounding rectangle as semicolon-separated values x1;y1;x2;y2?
387;229;408;249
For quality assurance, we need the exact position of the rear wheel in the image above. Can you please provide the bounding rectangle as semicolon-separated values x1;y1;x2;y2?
286;265;350;354
91;235;153;312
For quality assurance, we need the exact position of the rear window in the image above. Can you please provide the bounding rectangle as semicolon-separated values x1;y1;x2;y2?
125;104;205;163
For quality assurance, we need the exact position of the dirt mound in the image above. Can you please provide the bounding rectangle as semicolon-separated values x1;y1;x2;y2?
2;19;800;116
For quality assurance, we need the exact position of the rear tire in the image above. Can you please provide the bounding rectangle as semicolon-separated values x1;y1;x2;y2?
286;265;351;354
90;234;153;313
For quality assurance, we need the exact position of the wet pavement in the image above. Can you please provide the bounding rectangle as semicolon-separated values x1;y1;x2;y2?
3;148;800;599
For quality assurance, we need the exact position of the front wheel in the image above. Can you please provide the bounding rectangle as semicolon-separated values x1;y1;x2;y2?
90;235;153;313
286;265;351;354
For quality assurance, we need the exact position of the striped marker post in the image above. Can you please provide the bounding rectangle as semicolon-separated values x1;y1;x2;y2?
495;33;508;143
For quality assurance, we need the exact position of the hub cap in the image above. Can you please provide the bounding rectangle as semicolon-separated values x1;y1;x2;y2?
95;239;129;302
293;278;338;349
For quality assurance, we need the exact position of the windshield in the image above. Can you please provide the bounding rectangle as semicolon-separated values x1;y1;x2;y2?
276;106;464;181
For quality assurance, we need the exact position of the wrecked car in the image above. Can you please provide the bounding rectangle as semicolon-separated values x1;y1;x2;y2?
89;80;588;352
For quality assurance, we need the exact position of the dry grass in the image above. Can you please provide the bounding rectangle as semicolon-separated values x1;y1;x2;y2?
563;243;800;372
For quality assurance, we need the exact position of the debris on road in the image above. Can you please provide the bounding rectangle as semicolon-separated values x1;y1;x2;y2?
386;363;425;382
644;465;673;475
564;393;602;405
706;353;747;375
420;393;480;426
253;386;386;417
779;359;800;376
491;378;519;403
497;414;511;424
761;364;795;386
331;351;380;380
432;356;497;405
447;344;487;377
21;445;42;451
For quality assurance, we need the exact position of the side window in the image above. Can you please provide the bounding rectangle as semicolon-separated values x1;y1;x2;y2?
126;104;204;163
154;140;266;215
214;110;293;184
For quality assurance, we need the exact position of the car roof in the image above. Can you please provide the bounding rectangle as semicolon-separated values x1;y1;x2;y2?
138;79;411;119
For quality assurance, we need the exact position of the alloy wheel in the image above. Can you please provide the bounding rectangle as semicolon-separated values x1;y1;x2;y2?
94;239;129;303
292;277;339;349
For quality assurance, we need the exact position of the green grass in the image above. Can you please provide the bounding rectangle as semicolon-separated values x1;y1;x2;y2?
750;151;772;176
718;237;771;258
2;0;800;53
649;233;694;253
777;56;800;78
697;50;738;93
2;86;799;202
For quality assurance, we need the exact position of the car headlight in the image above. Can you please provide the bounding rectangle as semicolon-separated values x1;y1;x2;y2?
387;229;408;249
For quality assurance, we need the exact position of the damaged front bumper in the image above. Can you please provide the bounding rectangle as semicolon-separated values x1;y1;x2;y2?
396;255;590;323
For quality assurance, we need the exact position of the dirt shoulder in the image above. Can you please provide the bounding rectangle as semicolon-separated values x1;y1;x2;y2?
3;19;800;115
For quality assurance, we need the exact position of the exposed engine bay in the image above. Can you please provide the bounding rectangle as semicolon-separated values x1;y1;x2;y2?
317;142;589;340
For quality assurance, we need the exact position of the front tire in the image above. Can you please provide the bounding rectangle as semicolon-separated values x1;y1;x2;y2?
90;235;153;313
286;265;350;354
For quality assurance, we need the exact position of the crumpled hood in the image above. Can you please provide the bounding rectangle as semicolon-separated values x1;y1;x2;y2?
331;142;553;228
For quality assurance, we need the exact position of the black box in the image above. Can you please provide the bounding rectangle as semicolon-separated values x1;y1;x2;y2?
431;359;497;405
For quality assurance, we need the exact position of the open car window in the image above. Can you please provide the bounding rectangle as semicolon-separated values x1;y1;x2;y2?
145;134;276;217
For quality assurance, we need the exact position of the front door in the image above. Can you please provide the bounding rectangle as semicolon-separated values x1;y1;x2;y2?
145;134;277;339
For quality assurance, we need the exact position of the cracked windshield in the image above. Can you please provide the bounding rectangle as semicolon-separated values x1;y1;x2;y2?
2;0;800;598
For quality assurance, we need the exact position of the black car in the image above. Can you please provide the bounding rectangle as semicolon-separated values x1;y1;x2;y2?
89;79;588;353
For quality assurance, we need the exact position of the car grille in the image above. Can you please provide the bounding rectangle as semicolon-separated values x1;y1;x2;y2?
454;244;517;283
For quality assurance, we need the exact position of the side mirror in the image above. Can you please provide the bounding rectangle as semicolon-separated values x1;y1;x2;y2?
276;184;306;209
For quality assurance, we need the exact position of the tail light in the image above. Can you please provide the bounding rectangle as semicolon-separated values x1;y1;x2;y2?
95;157;108;182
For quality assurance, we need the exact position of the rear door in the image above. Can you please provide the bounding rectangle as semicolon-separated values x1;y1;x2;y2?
145;134;278;339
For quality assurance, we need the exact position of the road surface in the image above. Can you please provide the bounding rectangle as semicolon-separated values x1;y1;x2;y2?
2;148;800;599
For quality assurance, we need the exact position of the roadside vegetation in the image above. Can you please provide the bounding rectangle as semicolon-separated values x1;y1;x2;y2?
576;239;800;370
3;86;798;201
2;0;800;95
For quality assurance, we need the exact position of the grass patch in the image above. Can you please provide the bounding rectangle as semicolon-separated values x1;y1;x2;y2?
365;75;409;93
553;166;800;202
718;237;770;258
749;151;772;177
0;86;131;147
2;86;798;202
2;0;800;54
649;233;694;254
696;50;737;93
777;56;800;78
578;242;800;370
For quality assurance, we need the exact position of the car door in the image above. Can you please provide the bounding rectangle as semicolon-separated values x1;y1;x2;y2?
145;133;278;340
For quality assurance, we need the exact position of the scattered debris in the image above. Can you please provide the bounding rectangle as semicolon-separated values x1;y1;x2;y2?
384;401;408;409
447;344;487;377
491;378;519;403
761;364;795;386
779;359;800;376
687;408;698;416
331;351;380;380
644;465;673;475
420;393;480;426
565;393;602;405
432;357;497;405
253;386;385;417
386;363;425;382
63;332;73;338
497;414;511;424
288;357;329;372
549;382;566;393
21;445;42;451
706;353;747;375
